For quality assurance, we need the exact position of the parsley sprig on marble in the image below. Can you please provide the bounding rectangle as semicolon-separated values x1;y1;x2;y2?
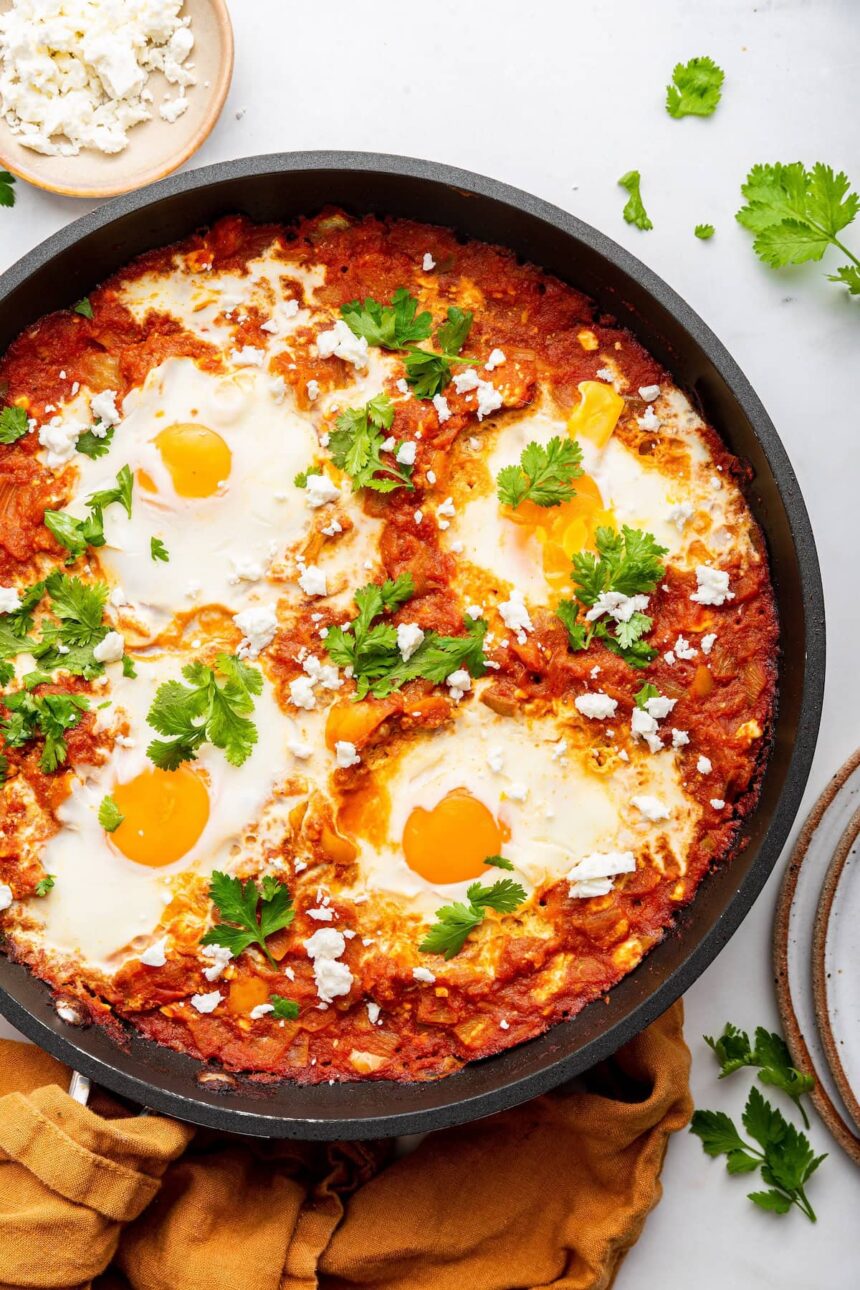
705;1022;815;1128
497;437;584;508
665;56;725;118
0;171;15;209
44;464;133;562
340;289;478;398
618;171;653;231
145;654;262;770
323;574;488;699
328;394;414;493
736;162;860;296
201;871;295;969
556;525;667;669
419;878;526;959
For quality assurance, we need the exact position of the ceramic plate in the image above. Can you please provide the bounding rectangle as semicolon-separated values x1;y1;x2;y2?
813;807;860;1133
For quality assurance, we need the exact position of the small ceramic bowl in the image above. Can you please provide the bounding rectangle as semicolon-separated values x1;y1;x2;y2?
0;0;233;199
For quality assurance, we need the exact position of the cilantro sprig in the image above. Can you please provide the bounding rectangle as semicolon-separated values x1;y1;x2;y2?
556;525;667;669
75;424;114;459
146;653;262;770
0;405;29;444
35;875;55;896
736;162;860;295
497;437;583;509
269;994;300;1019
73;297;94;319
328;394;414;493
98;795;124;832
691;1086;825;1222
0;689;89;773
694;223;715;240
666;56;725;119
0;171;15;209
201;871;294;969
419;877;526;959
705;1022;815;1128
340;290;478;399
323;574;488;699
44;465;134;563
618;171;653;231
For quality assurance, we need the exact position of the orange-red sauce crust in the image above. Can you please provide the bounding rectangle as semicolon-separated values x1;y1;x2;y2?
0;213;779;1084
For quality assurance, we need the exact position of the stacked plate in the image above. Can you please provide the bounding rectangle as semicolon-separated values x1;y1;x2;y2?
774;750;860;1162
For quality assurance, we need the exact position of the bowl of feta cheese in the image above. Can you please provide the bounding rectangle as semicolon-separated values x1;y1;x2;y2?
0;0;233;198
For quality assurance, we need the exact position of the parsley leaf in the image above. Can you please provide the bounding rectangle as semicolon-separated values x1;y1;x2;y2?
0;171;15;208
736;162;860;292
0;405;29;444
666;56;725;118
88;463;134;518
44;465;133;563
201;870;294;968
1;689;89;773
419;877;526;959
75;424;114;459
74;297;94;319
618;171;653;231
146;653;262;770
341;288;433;349
29;573;111;680
269;994;300;1019
402;305;476;398
556;525;667;669
34;875;55;896
150;536;169;562
695;223;716;240
497;437;584;508
98;795;124;831
328;394;413;493
484;855;515;871
704;1022;815;1127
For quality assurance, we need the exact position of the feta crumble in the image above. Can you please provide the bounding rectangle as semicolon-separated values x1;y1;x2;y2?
298;565;328;597
485;348;506;371
637;405;661;431
697;755;713;774
691;565;734;606
446;668;471;701
305;928;353;1004
412;966;436;984
139;938;167;967
567;850;636;898
92;630;124;663
231;346;265;368
396;440;416;466
638;384;661;402
498;589;533;643
701;632;717;655
668;501;694;531
422;252;436;271
710;798;726;810
306;379;320;402
249;1003;275;1020
90;388;121;426
0;883;13;910
575;691;618;720
0;586;22;613
190;990;222;1014
316;320;369;369
304;473;340;508
631;794;671;822
396;622;425;662
335;740;361;769
233;605;278;658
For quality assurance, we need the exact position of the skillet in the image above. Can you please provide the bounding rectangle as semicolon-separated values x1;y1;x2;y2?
0;152;825;1139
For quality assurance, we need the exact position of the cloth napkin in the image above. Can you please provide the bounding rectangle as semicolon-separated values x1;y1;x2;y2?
0;1002;690;1290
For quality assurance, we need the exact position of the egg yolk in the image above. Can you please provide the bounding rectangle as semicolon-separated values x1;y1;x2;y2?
403;789;508;885
139;423;232;498
503;472;615;593
111;766;210;866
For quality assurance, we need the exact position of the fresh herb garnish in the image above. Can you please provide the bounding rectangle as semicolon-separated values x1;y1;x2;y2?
691;1085;825;1222
98;795;124;832
75;424;114;459
328;394;413;493
73;297;94;319
634;681;661;709
201;871;295;969
293;470;308;489
695;223;716;240
736;162;860;295
0;171;15;208
705;1022;815;1128
34;875;55;896
146;653;262;770
556;525;667;669
618;170;653;231
0;405;29;444
269;994;300;1019
484;854;515;871
150;536;169;563
666;56;725;118
340;291;478;399
0;689;89;772
323;574;488;699
44;465;134;562
419;878;526;959
497;437;584;509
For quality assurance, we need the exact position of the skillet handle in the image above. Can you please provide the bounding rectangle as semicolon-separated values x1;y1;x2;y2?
67;1069;152;1117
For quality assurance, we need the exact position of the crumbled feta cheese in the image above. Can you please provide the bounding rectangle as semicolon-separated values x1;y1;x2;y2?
422;252;436;271
249;1003;275;1019
631;794;671;822
487;746;505;773
316;320;369;369
231;346;265;368
200;944;233;981
307;906;336;922
395;378;409;395
90;389;121;426
506;782;529;802
446;668;472;701
269;375;286;404
465;604;483;620
140;938;167;967
664;651;676;666
233;605;278;658
412;966;436;984
575;692;618;720
38;415;87;467
396;440;416;466
0;586;22;614
0;883;13;911
710;798;726;810
452;369;503;419
306;379;320;402
426;469;437;485
668;501;694;531
321;519;343;537
289;675;317;710
437;496;455;520
498;589;533;643
396;622;425;662
298;565;328;597
691;565;734;606
671;728;690;748
367;1001;381;1024
499;1018;510;1030
305;928;353;1004
701;632;717;655
413;510;423;525
380;436;396;453
637;406;661;431
93;630;124;663
485;348;506;371
596;367;615;382
697;755;713;774
585;590;649;624
288;738;313;760
335;740;361;769
567;850;636;898
673;635;697;660
638;384;661;402
304;473;340;508
190;990;222;1014
432;394;451;423
644;695;676;720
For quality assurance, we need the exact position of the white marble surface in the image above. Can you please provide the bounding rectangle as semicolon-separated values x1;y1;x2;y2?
0;0;857;1283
